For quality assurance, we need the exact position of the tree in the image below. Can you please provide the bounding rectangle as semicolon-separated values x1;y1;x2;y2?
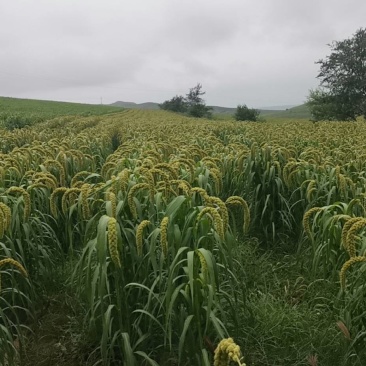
234;104;260;121
185;83;212;118
159;83;212;118
158;95;187;113
308;28;366;121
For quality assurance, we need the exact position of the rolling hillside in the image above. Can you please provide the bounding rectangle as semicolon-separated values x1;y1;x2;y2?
111;100;311;119
0;96;124;118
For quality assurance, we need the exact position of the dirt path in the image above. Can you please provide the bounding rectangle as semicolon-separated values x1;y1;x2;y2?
22;292;96;366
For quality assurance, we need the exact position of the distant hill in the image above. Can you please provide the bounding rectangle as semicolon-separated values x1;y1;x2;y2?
0;96;125;118
111;100;311;119
262;104;311;119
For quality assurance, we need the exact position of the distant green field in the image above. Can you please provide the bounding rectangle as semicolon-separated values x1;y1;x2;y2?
262;104;311;119
213;104;311;120
0;96;124;129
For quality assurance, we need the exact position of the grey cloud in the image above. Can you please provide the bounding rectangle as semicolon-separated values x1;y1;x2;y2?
1;0;365;107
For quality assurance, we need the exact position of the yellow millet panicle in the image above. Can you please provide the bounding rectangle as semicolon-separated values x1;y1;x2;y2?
170;180;191;195
335;165;341;181
341;217;363;250
160;217;169;257
201;157;220;170
0;203;11;231
306;180;317;202
0;258;28;293
101;161;117;180
282;161;297;187
209;168;222;194
27;183;48;191
44;159;66;186
110;175;118;195
142;158;155;169
107;217;121;268
7;166;22;179
150;168;170;184
196;250;208;279
136;220;150;256
273;160;282;177
214;338;246;366
81;183;91;219
340;256;366;290
106;190;117;218
0;209;4;239
154;163;179;180
118;169;130;192
346;178;355;195
71;171;91;187
338;173;347;196
7;186;31;221
302;207;323;240
208;196;229;233
139;168;155;200
171;158;196;181
331;214;351;223
0;166;4;184
347;198;361;215
196;207;225;241
190;187;210;203
33;172;59;187
50;187;68;218
145;149;161;162
177;181;191;196
61;187;81;215
226;196;251;234
346;218;366;257
127;183;149;219
35;176;57;190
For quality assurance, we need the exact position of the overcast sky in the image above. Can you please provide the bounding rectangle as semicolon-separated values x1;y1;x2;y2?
1;0;365;108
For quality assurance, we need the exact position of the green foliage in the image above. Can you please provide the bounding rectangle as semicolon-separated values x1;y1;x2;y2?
308;28;366;121
2;113;35;130
158;95;187;113
307;89;341;121
185;83;212;118
159;84;212;118
234;104;260;122
0;96;124;128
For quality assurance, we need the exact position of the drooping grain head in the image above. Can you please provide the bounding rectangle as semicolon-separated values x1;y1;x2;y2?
160;217;169;257
207;196;229;233
107;217;121;268
127;183;149;220
345;218;366;257
226;196;250;235
341;217;363;251
81;183;91;220
49;187;68;218
214;338;245;366
340;256;366;290
7;186;31;221
196;207;225;241
106;190;117;218
0;203;11;234
302;207;323;240
136;220;150;256
0;258;28;293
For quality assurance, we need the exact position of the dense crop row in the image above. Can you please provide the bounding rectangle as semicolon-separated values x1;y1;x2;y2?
1;110;366;365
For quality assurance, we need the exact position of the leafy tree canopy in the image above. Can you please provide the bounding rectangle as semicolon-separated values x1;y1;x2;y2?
159;83;212;118
308;28;366;121
234;104;260;122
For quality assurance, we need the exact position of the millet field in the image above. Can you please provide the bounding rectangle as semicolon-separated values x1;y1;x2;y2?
1;107;366;365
